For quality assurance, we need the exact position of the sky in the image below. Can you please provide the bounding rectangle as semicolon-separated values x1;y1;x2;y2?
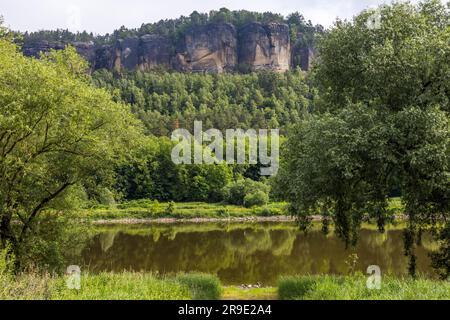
1;0;428;35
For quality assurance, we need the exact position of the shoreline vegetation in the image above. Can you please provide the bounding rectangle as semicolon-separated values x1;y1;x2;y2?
79;198;405;224
1;272;448;300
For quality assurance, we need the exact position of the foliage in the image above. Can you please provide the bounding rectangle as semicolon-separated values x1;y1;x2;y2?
17;212;93;273
0;245;15;275
277;0;450;276
0;16;7;39
244;191;269;208
81;202;287;220
0;40;142;269
0;272;192;300
431;223;450;280
314;0;450;113
115;137;233;202
177;273;222;300
223;178;270;206
278;275;450;300
92;69;311;136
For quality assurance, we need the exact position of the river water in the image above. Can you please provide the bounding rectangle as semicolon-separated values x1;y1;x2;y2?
81;222;436;285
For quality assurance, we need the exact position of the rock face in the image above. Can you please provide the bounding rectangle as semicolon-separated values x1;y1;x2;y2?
23;40;97;67
22;40;65;58
238;22;291;72
73;41;96;66
93;45;115;70
22;22;314;73
175;23;237;73
113;37;140;71
291;32;317;71
139;34;172;71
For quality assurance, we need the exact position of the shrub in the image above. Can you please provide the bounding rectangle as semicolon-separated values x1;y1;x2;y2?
223;179;270;206
244;191;269;208
256;206;272;217
177;273;222;300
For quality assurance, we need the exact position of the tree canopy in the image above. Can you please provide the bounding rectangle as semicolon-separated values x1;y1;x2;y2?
0;40;142;267
276;0;450;277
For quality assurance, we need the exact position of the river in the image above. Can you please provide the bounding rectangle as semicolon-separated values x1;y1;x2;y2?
81;222;436;286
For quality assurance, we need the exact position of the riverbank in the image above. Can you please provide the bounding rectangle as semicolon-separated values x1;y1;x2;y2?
79;199;404;224
1;272;448;300
0;272;221;300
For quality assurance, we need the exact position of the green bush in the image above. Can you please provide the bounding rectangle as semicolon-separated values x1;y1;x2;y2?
177;273;222;300
254;206;272;217
244;191;269;208
223;179;270;206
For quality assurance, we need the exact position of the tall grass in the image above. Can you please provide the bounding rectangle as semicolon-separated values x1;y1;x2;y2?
0;272;222;300
177;273;222;300
278;275;450;300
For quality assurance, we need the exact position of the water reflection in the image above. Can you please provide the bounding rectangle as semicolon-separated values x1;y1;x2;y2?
82;222;435;285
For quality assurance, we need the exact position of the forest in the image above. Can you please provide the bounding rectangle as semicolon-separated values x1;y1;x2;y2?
0;0;449;300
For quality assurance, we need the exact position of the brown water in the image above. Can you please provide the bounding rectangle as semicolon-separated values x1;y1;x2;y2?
81;222;436;285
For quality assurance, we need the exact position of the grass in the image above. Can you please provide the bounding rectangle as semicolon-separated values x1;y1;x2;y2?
0;272;222;300
76;198;407;222
1;271;448;300
177;273;222;300
78;201;288;221
223;287;277;300
278;274;450;300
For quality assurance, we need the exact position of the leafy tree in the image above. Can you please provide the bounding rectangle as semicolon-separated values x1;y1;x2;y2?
0;16;6;38
277;0;450;277
116;137;233;202
0;41;142;268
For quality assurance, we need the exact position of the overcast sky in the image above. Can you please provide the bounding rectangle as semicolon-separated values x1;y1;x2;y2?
1;0;428;34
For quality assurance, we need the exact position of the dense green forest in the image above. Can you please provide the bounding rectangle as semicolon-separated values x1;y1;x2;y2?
92;69;313;135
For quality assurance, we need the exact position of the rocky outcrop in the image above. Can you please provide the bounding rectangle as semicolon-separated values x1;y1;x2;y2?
73;41;96;66
113;37;140;71
22;40;65;58
175;23;237;73
238;22;291;72
23;39;97;68
22;22;314;73
139;34;172;71
93;45;114;70
291;32;317;71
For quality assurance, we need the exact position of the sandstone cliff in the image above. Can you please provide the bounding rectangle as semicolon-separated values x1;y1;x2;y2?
238;22;291;72
175;23;237;73
22;22;315;73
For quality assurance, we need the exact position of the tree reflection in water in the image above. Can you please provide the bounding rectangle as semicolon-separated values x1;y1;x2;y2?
82;222;435;286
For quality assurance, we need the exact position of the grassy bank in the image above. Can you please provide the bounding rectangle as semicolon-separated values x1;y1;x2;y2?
278;275;450;300
79;201;288;222
2;271;448;300
77;198;404;223
0;272;221;300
